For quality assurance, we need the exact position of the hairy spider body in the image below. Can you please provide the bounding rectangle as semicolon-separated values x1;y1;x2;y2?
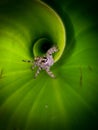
22;46;58;78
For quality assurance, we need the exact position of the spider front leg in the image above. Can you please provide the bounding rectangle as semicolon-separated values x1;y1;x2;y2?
34;67;42;79
32;64;36;70
45;67;55;78
46;46;59;56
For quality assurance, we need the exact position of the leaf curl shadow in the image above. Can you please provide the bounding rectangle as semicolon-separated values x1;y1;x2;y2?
43;0;76;66
58;12;76;65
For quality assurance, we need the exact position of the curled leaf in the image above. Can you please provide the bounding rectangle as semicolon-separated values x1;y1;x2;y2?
0;0;98;130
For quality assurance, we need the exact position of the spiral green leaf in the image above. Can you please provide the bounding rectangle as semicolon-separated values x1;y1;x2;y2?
0;0;98;130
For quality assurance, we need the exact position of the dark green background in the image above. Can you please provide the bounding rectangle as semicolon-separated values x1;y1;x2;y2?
0;0;98;130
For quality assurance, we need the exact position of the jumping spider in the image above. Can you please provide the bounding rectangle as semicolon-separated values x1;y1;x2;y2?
22;46;58;78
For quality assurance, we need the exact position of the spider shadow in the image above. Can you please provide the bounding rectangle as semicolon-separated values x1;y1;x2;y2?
57;12;76;66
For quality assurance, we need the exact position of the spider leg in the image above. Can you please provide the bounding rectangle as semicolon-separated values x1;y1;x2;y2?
46;46;58;56
32;64;36;70
34;67;42;78
22;60;33;63
45;67;55;78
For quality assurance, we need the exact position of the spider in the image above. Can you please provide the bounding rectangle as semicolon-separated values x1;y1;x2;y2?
22;46;58;78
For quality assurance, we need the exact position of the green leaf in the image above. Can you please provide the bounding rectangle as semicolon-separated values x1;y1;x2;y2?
0;0;98;130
